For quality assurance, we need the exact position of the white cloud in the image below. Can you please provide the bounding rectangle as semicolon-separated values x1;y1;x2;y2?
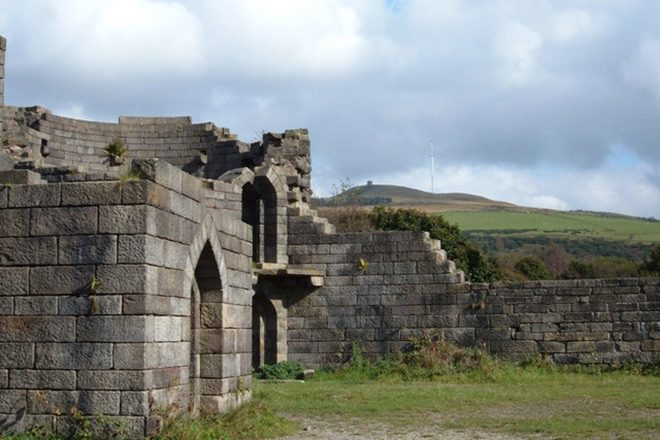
193;0;387;78
3;0;660;218
494;22;544;85
339;162;659;218
550;9;603;43
621;38;660;104
28;0;205;79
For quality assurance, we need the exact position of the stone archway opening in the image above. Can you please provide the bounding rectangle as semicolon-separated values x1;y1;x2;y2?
241;176;278;264
241;183;261;263
251;293;278;368
190;241;223;412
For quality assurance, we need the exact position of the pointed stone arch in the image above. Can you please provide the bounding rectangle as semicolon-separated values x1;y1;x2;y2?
182;214;229;413
251;293;278;367
253;165;288;264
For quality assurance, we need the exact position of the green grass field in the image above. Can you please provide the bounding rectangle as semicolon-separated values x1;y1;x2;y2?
257;366;660;439
441;210;660;244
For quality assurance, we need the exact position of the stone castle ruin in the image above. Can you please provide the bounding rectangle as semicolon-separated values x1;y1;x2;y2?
0;36;658;437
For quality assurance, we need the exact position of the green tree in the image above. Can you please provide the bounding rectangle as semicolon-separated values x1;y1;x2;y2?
639;244;660;276
514;256;551;280
563;260;596;279
368;207;502;283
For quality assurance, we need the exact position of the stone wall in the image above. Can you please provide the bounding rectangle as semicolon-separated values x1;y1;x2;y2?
0;160;253;437
284;225;660;368
0;36;6;144
207;129;313;204
32;114;235;174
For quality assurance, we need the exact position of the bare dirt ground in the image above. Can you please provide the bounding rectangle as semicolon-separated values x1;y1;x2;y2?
281;415;546;440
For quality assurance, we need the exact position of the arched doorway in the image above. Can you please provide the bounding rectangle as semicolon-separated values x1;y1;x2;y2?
251;293;278;368
190;241;223;412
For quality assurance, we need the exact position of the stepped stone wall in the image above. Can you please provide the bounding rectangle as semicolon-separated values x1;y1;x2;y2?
283;220;660;368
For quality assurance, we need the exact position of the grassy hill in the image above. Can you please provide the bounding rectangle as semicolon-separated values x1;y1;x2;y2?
442;210;660;244
325;184;519;211
316;184;660;263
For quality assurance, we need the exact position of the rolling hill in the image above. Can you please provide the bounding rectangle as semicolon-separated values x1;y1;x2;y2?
321;184;520;212
315;184;660;249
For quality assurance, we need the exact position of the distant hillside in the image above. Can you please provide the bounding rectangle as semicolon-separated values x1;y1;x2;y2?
315;184;660;257
315;184;519;212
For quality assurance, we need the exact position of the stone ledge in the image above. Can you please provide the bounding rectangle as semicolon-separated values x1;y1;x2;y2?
253;263;325;287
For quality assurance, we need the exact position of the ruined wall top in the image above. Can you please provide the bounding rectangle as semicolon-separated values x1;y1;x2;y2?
0;35;6;107
0;35;313;206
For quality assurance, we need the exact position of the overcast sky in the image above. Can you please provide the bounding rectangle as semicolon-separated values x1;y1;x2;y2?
2;0;660;217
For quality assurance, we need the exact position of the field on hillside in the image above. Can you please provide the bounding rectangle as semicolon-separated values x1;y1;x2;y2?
257;366;660;440
441;210;660;244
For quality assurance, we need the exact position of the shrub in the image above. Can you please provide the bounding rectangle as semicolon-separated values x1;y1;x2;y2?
639;244;660;276
514;256;551;280
318;206;373;233
104;138;128;166
254;361;304;380
563;260;596;279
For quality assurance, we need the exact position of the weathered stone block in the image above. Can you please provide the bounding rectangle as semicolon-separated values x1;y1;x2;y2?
77;316;152;342
28;390;120;415
0;186;7;208
58;295;122;315
154;316;183;342
58;235;117;264
78;370;146;391
112;343;148;370
122;295;190;316
0;267;29;296
30;265;95;295
0;209;29;236
152;342;189;369
8;184;59;207
120;391;150;416
200;353;242;378
0;237;57;266
35;343;113;369
0;390;26;413
641;340;660;351
0;317;75;342
96;264;157;294
14;296;58;315
117;234;163;265
490;340;538;353
567;341;596;353
31;207;97;235
10;369;76;390
131;159;182;193
0;342;34;368
60;182;122;206
0;170;44;185
98;205;147;234
538;341;565;353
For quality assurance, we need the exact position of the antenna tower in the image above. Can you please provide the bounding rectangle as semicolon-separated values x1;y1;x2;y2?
430;140;435;193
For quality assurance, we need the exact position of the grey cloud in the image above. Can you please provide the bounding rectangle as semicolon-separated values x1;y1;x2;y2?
2;0;660;216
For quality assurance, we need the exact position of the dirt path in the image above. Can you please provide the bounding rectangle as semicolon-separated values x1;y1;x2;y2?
281;415;546;440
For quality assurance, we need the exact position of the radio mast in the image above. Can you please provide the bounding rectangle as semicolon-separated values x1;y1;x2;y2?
430;140;435;193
